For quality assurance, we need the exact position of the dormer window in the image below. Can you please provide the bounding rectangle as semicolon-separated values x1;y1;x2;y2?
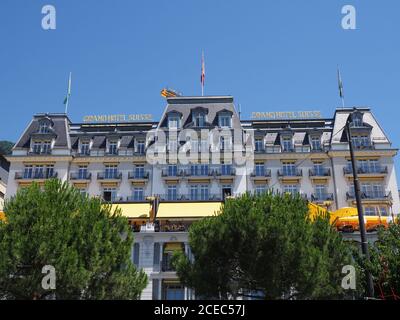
194;113;206;127
108;140;118;155
351;113;363;127
168;114;181;129
282;136;293;152
79;141;90;155
311;136;321;151
32;140;52;154
39;123;50;133
218;113;232;128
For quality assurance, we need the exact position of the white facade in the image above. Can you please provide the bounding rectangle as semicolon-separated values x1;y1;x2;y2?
4;98;400;299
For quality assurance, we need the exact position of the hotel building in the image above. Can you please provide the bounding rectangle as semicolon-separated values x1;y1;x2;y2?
5;96;400;299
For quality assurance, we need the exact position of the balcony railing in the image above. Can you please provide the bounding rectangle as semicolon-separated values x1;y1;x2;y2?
128;171;149;179
251;169;272;177
161;257;176;272
311;193;334;202
185;169;213;177
278;169;302;177
97;171;122;180
70;172;92;180
159;194;222;201
161;169;185;177
346;191;392;201
309;168;331;177
343;166;388;175
216;167;236;176
29;149;52;155
15;171;58;180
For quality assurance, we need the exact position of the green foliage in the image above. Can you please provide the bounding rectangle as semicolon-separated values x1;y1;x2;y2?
0;140;14;155
361;222;400;299
0;179;147;300
173;192;354;300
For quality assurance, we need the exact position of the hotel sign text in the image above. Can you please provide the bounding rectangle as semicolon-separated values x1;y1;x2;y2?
83;114;153;123
251;111;322;120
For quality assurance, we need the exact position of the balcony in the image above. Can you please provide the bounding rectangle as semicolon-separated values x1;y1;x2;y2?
343;166;388;179
97;171;122;181
159;194;222;202
311;193;334;203
346;191;392;203
28;150;52;155
309;168;331;177
185;168;214;182
70;172;92;181
250;168;271;183
128;171;149;185
15;171;58;181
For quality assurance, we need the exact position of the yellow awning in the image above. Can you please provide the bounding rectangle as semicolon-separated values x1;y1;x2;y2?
156;202;223;218
164;242;183;252
110;203;150;218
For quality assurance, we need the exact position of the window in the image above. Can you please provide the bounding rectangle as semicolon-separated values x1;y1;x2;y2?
105;165;118;179
135;165;145;178
351;135;370;148
255;185;267;196
39;122;50;133
163;284;185;300
103;188;117;202
168;115;180;129
283;184;298;195
78;188;87;197
136;140;145;154
218;114;231;128
191;164;208;176
167;185;177;201
313;163;324;176
315;185;326;199
168;164;177;177
32;141;41;154
359;159;379;173
45;165;54;178
221;163;232;175
34;165;44;178
133;243;140;267
351;113;363;127
222;185;232;199
133;188;144;201
41;141;51;154
255;138;264;152
167;138;177;152
78;166;88;179
190;185;198;200
80;141;90;155
200;185;209;200
311;136;321;150
364;207;377;216
220;136;230;150
108;141;118;155
194;113;206;127
282;162;296;176
200;139;209;152
24;165;33;179
282;137;293;152
255;162;265;176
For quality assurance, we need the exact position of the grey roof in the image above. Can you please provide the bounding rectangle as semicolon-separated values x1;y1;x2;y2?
158;96;242;131
15;114;70;149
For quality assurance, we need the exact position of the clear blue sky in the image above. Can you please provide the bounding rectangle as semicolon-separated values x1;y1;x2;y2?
0;0;399;181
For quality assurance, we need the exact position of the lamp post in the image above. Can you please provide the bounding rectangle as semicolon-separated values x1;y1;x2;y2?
345;112;375;298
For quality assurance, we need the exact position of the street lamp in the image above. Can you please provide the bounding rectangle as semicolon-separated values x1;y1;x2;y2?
345;111;375;298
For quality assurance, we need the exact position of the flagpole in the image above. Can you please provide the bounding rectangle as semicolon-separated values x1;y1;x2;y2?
64;72;72;114
337;67;345;109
